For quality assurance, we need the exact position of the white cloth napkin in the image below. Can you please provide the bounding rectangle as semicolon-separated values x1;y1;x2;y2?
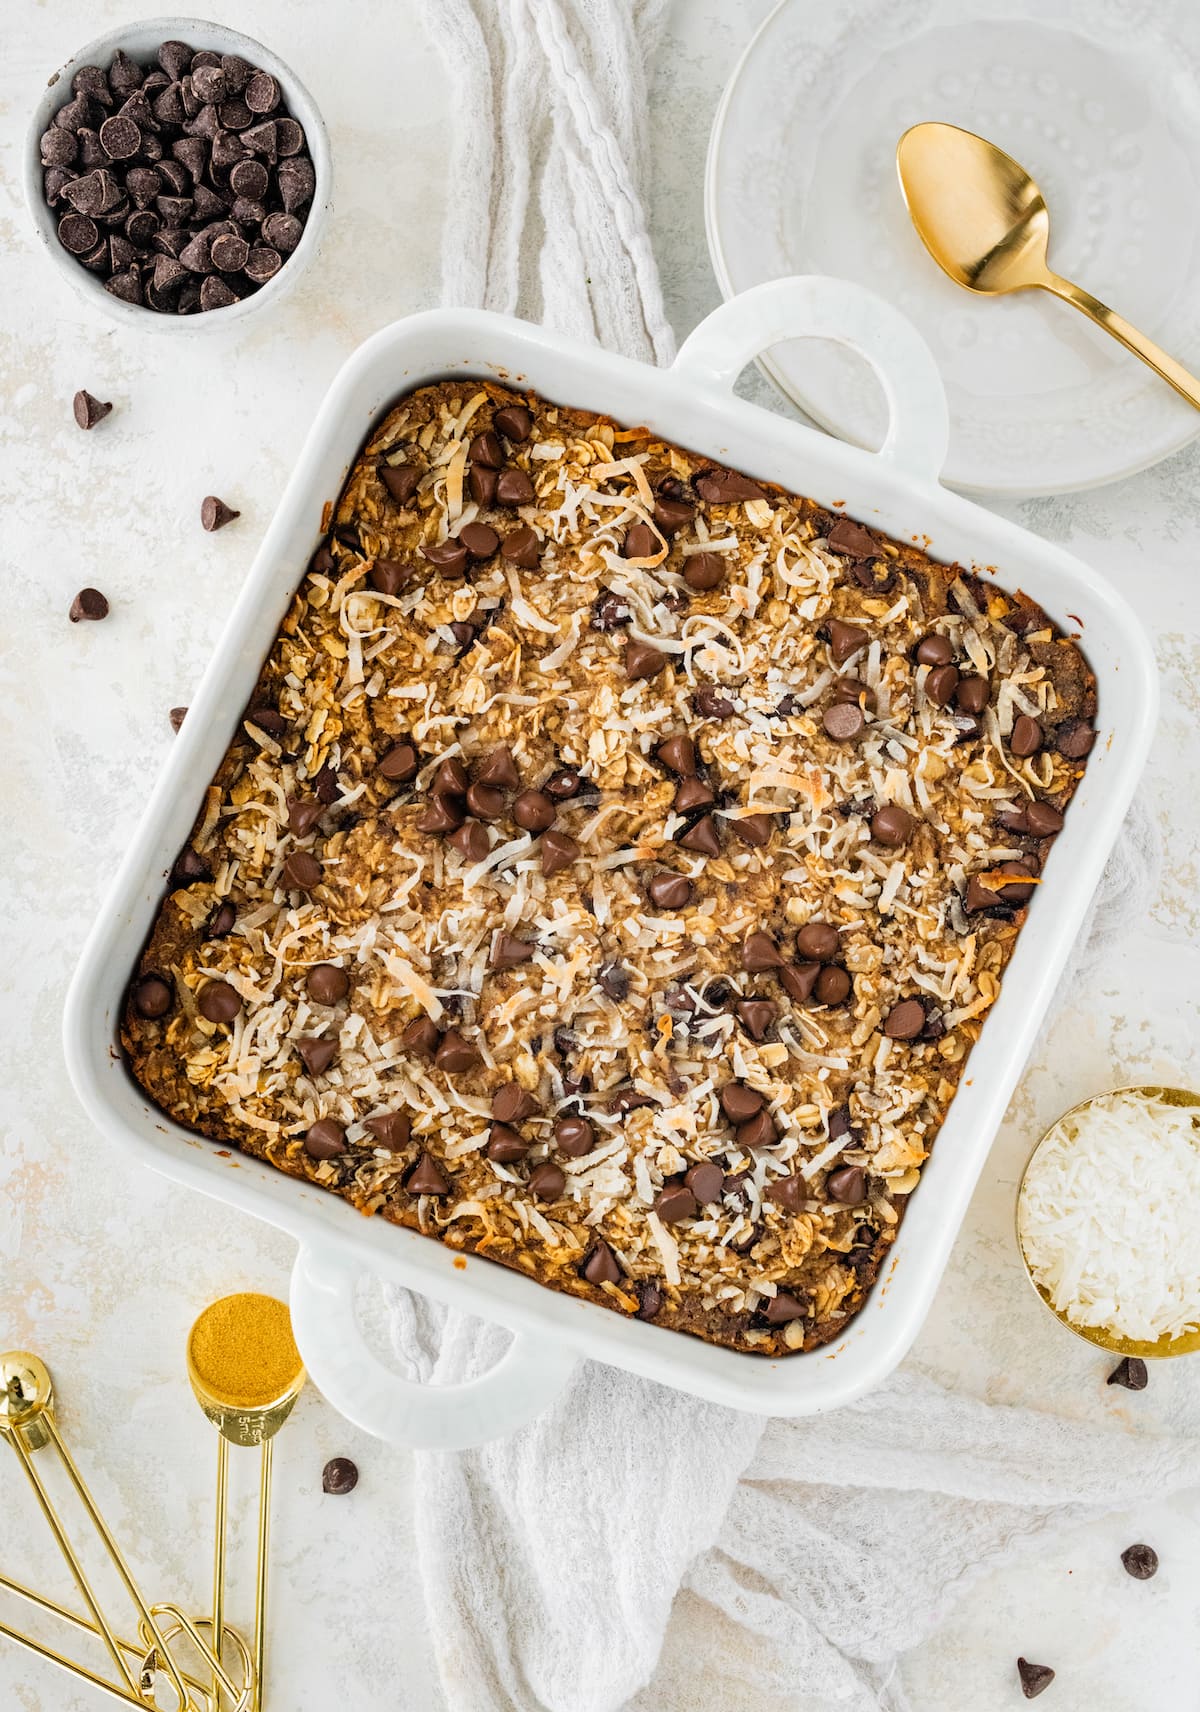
393;8;1177;1708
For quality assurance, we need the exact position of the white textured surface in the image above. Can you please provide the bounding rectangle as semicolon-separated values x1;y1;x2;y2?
0;4;1198;1711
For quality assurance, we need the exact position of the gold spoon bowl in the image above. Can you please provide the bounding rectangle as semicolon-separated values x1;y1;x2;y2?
1016;1085;1200;1360
896;121;1200;412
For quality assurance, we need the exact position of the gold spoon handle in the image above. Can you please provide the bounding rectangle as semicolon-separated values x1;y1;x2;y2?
1041;273;1200;411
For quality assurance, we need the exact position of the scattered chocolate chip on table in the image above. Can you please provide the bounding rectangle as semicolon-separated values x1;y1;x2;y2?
169;706;188;732
321;1456;358;1495
73;388;111;429
1120;1542;1158;1579
201;495;240;532
69;587;109;622
1106;1356;1148;1391
40;39;317;314
1017;1657;1055;1699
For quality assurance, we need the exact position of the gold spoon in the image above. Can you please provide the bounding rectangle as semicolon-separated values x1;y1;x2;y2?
896;121;1200;410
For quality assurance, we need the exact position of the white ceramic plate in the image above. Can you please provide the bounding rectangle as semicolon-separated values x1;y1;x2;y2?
706;0;1200;495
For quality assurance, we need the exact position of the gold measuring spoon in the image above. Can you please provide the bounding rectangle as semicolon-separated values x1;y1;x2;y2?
896;121;1200;410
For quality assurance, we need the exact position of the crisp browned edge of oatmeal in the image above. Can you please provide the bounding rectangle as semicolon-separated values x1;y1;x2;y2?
122;376;1097;1359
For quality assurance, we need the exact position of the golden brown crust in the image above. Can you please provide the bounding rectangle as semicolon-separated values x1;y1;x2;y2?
123;380;1096;1356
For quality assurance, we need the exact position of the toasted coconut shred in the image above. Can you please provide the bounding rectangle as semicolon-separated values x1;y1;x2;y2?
123;380;1097;1358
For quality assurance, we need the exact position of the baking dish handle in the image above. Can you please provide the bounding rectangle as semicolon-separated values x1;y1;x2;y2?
289;1244;579;1449
672;276;950;482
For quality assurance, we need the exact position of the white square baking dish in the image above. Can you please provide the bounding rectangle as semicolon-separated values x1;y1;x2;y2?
64;279;1158;1447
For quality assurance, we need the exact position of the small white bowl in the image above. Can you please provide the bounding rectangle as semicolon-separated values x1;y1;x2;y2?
24;15;331;334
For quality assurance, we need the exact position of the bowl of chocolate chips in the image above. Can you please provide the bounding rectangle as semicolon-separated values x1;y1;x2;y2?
25;18;330;328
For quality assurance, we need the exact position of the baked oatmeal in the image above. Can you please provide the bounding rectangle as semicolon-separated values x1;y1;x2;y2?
122;380;1097;1355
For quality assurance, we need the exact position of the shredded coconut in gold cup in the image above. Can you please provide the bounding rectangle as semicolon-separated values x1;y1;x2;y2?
1017;1086;1200;1357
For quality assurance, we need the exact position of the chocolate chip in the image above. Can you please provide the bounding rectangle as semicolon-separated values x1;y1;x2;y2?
297;1036;336;1077
370;560;407;597
550;1118;592;1163
737;1109;778;1150
676;779;716;813
99;113;141;159
1055;718;1096;759
1026;801;1065;836
1120;1543;1158;1579
245;703;288;740
780;962;820;1003
435;1029;479;1073
635;1279;664;1319
883;998;925;1040
436;756;471;797
449;822;490;862
656;733;696;775
493;405;532;442
591;592;630;631
955;674;990;713
307;963;349;1005
654;490;695;534
733;813;773;847
133;974;173;1018
487;1123;529;1163
1010;715;1043;758
925;664;960;707
818;966;852;1006
421;539;469;577
825;518;877;558
191;64;228;104
915;633;954;667
586;967;628;1010
694;685;735;719
459;522;500;561
496;468;535;506
262;211;302;252
764;1292;807;1325
468;430;504;471
320;1455;357;1494
826;1166;866;1203
210;232;249;272
465;782;505;820
287;796;323;837
205;900;236;939
683;552;726;591
742;932;783;972
379;741;419;783
624;640;668;681
870;804;915;846
69;587;109;622
1107;1355;1148;1390
736;999;776;1040
497;524;538;568
655;1183;698;1223
490;932;535;969
468;745;516;791
767;1173;806;1213
828;619;867;664
108;51;144;96
244;70;281;113
720;1083;764;1122
513;790;555;832
647;871;692;909
528;1161;566;1200
543;767;583;800
63;169;122;216
60;214;100;255
417;795;466;834
679;815;721;857
244;245;282;284
492;1083;540;1123
282;850;322;891
407;1152;451;1195
1016;1659;1055;1700
695;468;764;504
402;1016;441;1058
624;521;659;560
795;922;839;961
823;701;865;741
541;830;580;877
582;1240;621;1285
198;980;241;1023
201;495;239;532
172;846;212;886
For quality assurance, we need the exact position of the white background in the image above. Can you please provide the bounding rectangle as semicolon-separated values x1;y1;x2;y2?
2;3;1199;1710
